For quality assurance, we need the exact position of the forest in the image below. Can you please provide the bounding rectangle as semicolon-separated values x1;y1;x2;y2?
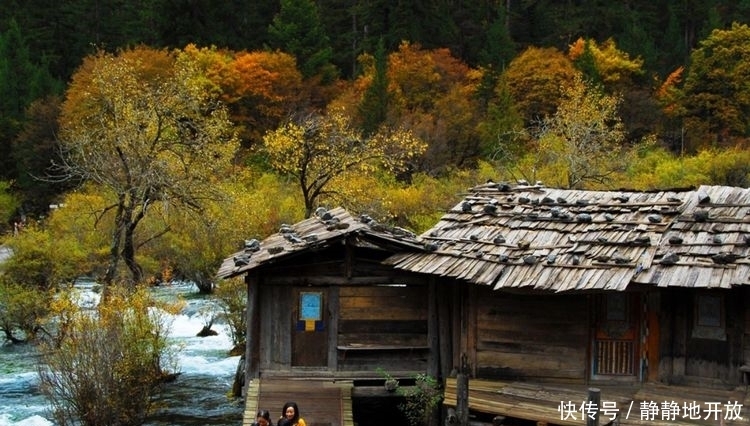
0;0;750;290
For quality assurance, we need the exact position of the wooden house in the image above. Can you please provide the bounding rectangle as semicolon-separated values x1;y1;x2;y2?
218;184;750;426
216;207;448;426
385;183;750;425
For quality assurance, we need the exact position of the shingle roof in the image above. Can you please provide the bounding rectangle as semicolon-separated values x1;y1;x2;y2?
216;207;422;279
385;182;750;292
633;185;750;289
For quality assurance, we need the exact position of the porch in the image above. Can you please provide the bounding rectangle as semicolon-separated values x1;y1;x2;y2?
444;377;750;426
242;377;354;426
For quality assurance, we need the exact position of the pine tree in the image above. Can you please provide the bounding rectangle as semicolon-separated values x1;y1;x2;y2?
0;19;60;180
268;0;337;82
358;38;389;137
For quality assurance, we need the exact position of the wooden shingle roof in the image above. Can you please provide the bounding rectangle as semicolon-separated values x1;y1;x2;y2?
633;185;750;288
216;207;422;279
386;182;750;292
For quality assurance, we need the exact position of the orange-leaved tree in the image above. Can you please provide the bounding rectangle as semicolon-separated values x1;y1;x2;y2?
386;41;484;173
503;46;578;125
225;50;303;150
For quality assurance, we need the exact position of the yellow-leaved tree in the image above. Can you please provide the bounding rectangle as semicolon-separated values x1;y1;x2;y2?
56;46;239;288
531;74;626;189
263;109;426;217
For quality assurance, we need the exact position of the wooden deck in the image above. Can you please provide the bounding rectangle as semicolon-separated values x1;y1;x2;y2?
445;378;750;426
242;378;354;426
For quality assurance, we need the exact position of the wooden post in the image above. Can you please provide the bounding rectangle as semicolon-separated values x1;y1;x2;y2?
586;388;600;426
244;273;259;394
457;354;470;426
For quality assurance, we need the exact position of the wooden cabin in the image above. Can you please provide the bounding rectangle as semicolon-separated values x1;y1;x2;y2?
216;207;449;426
385;183;750;425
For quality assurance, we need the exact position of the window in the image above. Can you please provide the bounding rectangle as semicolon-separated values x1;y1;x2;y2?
692;294;725;340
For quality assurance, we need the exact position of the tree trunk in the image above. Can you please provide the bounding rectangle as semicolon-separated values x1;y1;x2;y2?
122;199;147;286
123;223;143;285
103;198;126;287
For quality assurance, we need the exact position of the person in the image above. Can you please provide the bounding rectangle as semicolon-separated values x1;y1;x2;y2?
255;409;272;426
278;401;306;426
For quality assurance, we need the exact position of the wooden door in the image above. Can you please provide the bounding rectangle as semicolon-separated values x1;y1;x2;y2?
291;288;329;367
592;293;640;378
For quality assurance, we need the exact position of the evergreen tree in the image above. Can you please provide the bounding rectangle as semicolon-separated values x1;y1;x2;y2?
318;0;360;78
572;39;602;87
0;19;60;181
358;38;389;136
478;7;515;71
156;0;267;51
268;0;338;82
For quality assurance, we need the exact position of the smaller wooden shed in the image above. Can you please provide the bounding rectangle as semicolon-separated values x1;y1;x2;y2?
216;207;438;390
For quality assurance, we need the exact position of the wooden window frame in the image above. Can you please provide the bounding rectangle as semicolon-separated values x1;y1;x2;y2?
691;293;726;341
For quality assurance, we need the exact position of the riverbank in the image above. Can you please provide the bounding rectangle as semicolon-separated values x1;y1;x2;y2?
0;282;244;426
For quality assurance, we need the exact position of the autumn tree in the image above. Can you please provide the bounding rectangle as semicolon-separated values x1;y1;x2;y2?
566;37;658;141
479;75;526;162
568;37;644;90
503;46;578;125
386;42;484;173
679;22;750;150
56;46;239;288
144;171;302;293
263;109;426;217
531;74;626;189
224;49;303;150
12;95;70;216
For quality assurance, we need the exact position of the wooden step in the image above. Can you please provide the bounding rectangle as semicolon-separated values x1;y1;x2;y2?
244;378;353;426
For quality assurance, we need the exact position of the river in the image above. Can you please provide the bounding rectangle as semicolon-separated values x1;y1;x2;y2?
0;281;244;426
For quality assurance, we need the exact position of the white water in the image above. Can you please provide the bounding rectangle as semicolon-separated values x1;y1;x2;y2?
0;282;244;426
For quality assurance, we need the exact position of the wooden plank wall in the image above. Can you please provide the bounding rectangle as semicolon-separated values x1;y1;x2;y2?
473;290;589;382
659;288;744;386
337;285;429;372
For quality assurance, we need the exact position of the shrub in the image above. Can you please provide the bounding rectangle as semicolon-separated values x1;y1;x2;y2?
398;373;443;426
37;286;182;426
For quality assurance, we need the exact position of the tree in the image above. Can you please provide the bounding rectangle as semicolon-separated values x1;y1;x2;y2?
38;286;181;426
213;277;246;353
0;180;20;228
55;46;239;288
568;37;645;90
12;95;70;216
679;22;750;150
533;74;626;189
503;46;578;125
0;19;61;181
267;0;337;82
224;49;303;149
0;277;50;343
263;110;426;217
0;221;88;343
358;38;389;137
387;42;484;173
